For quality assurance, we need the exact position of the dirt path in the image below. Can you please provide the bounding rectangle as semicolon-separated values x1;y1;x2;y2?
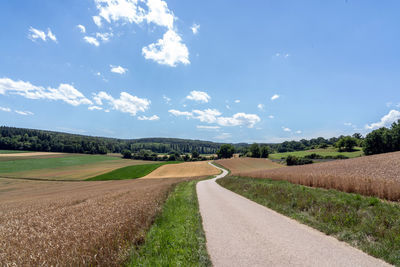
197;163;391;267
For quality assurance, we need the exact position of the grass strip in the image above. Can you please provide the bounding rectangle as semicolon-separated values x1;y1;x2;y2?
86;161;181;181
217;176;400;266
128;180;211;266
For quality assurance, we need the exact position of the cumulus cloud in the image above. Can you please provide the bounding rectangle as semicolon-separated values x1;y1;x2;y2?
197;125;220;130
282;127;291;132
146;0;175;29
0;77;92;106
28;27;57;43
142;29;189;67
110;65;128;74
93;91;150;116
93;15;103;27
0;106;11;112
88;105;103;110
96;32;113;41
169;108;260;128
257;104;264;111
271;94;280;101
15;110;34;116
77;24;86;33
138;115;160;121
365;110;400;130
191;23;200;34
186;90;210;103
84;36;100;46
234;100;240;103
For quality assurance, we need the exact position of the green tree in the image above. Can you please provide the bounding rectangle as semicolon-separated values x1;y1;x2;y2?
249;143;261;158
336;136;357;152
217;144;235;159
191;150;200;159
260;145;270;158
121;149;132;159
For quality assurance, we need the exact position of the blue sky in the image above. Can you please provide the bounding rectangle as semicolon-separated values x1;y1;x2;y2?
1;0;400;143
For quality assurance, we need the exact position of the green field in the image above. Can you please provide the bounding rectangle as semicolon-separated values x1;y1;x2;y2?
0;154;118;174
0;150;30;154
269;147;364;160
86;161;181;181
218;177;400;266
129;180;211;266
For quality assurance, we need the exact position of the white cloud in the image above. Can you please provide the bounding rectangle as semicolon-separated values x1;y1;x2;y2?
186;90;210;103
93;91;150;116
138;115;160;121
344;122;352;126
169;108;260;128
365;110;400;130
169;109;193;117
234;99;240;103
191;23;200;34
217;113;261;128
268;115;274;119
47;29;57;42
28;27;57;43
142;29;189;67
215;133;231;140
96;32;113;41
93;15;102;27
88;105;103;110
282;127;291;132
284;53;290;58
197;125;220;130
163;95;171;104
296;130;302;134
257;104;264;111
0;77;93;106
84;36;100;46
0;106;11;112
15;110;34;116
146;0;174;29
77;24;86;33
110;65;128;74
271;94;280;101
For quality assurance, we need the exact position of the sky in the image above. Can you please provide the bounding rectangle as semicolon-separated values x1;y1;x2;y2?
1;0;400;143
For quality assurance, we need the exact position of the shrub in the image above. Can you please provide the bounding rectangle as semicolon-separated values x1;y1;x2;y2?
286;155;313;166
121;149;132;159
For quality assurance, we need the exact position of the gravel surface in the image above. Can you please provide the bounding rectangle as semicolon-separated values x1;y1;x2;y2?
197;163;391;267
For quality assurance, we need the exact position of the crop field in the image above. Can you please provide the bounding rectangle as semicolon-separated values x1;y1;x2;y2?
0;150;30;154
0;153;155;180
234;151;400;201
0;177;193;266
215;158;282;175
269;147;364;160
143;161;220;179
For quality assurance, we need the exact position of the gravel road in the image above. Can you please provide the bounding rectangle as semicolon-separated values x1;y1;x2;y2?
197;163;391;267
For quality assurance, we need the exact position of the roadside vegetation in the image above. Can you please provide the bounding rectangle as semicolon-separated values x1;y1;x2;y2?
218;177;400;266
86;161;180;181
128;180;211;267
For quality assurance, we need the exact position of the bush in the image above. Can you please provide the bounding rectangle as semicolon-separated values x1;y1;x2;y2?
304;153;323;159
286;155;313;166
121;149;132;159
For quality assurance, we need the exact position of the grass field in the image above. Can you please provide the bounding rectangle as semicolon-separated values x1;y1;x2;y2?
0;153;158;180
0;150;30;154
217;177;400;266
129;180;211;266
231;151;400;201
0;177;188;266
269;147;364;160
143;161;220;179
86;161;181;181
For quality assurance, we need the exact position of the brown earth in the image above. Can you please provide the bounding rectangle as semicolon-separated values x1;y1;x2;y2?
0;177;193;266
1;159;155;181
216;157;283;174
231;151;400;201
143;161;220;179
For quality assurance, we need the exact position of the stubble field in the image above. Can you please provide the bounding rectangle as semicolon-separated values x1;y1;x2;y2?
215;158;282;174
143;161;220;179
221;151;400;200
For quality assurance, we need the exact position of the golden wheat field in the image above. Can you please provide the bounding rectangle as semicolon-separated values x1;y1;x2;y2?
224;151;400;201
0;177;191;266
143;161;220;178
215;158;282;174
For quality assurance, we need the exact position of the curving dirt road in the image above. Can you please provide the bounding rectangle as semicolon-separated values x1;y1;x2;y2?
197;163;391;267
